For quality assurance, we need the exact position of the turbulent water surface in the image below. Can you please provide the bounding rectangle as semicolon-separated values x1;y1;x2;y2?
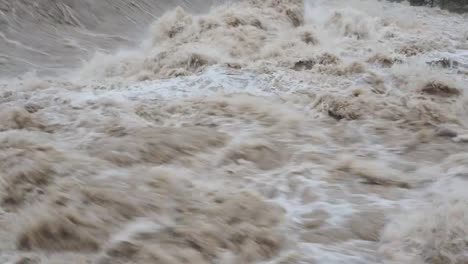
1;0;468;263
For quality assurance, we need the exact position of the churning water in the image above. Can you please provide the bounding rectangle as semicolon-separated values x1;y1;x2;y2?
1;0;468;263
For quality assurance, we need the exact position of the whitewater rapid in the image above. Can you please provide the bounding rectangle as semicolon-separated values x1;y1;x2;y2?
1;0;468;263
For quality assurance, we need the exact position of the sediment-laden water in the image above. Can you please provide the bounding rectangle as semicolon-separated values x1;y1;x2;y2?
1;0;468;263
